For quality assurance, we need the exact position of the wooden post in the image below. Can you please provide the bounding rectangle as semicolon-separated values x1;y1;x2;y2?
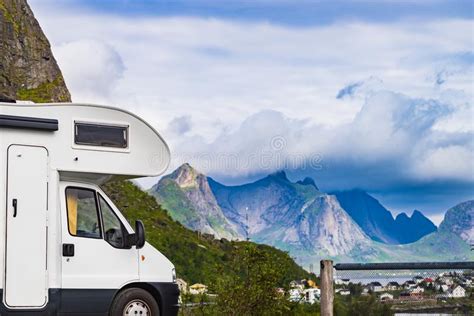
320;260;334;316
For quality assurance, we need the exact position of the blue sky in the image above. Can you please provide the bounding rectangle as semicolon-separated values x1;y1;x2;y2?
47;0;474;25
30;0;474;223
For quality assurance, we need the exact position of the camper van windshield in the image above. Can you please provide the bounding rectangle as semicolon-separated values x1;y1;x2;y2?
75;122;128;148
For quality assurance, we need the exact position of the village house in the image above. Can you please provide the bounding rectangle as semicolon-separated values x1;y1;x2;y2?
189;283;208;295
335;288;350;295
404;280;417;289
424;277;434;285
386;281;400;291
413;276;424;284
435;283;450;293
410;286;425;294
290;280;305;290
288;279;321;304
461;278;472;287
289;288;302;302
450;285;466;298
437;285;467;299
303;288;320;304
379;293;394;301
339;289;351;296
288;287;320;304
440;276;454;286
368;281;384;292
335;278;350;286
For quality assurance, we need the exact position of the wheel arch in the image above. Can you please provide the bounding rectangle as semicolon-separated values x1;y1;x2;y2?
111;282;163;315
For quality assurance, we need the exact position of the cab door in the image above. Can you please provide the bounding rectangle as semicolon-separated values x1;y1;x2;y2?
60;183;138;292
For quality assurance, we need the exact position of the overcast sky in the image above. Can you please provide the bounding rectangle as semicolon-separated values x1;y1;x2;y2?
29;0;473;224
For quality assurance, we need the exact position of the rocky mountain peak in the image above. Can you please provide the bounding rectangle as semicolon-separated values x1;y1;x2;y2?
395;212;409;220
439;200;473;244
170;163;203;189
0;0;71;102
296;177;318;190
151;163;241;240
268;170;289;181
294;194;370;256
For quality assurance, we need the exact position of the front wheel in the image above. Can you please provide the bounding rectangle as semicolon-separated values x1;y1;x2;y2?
110;288;160;316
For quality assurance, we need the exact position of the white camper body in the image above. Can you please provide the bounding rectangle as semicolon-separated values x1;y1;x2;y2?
0;102;179;315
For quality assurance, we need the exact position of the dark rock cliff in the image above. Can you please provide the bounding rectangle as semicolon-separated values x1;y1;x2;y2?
334;189;437;244
439;200;473;244
0;0;70;102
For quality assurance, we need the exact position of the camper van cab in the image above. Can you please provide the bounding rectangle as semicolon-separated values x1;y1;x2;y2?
0;102;179;315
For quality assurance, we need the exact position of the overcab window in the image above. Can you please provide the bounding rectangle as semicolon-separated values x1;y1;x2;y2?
74;122;128;148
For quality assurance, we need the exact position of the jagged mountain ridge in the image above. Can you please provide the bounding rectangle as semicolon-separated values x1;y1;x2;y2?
209;171;372;257
333;190;437;244
208;171;324;238
394;210;437;243
152;164;375;258
151;164;474;264
156;164;435;246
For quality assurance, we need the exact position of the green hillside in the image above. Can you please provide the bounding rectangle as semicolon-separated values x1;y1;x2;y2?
102;180;313;287
152;178;201;225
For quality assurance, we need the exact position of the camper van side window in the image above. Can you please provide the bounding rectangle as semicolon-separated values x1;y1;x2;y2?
74;122;128;148
66;188;102;239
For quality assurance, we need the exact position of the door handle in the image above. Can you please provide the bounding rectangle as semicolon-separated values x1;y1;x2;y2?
12;199;17;217
63;244;75;257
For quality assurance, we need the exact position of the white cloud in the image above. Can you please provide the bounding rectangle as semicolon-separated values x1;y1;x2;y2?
164;90;473;187
54;40;125;104
29;1;473;210
29;2;473;133
415;145;474;180
167;115;193;135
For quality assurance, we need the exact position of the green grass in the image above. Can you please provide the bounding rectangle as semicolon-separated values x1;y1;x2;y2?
0;1;20;34
103;180;313;288
149;179;200;225
16;75;68;103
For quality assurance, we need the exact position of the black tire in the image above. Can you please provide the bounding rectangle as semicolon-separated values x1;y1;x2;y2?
110;288;160;316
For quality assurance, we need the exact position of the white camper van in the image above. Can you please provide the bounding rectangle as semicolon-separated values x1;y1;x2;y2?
0;102;179;315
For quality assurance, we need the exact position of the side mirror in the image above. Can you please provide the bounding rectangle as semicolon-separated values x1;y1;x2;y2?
135;220;146;249
125;220;146;249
